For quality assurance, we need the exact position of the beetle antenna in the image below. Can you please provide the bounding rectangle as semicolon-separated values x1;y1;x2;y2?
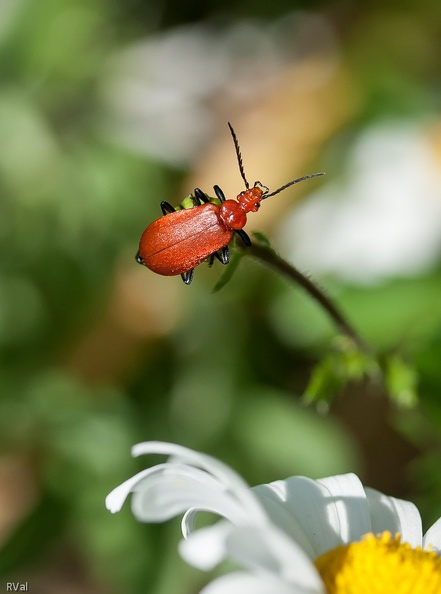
228;122;249;190
263;172;325;199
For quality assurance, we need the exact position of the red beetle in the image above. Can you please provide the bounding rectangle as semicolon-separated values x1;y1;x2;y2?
136;123;323;284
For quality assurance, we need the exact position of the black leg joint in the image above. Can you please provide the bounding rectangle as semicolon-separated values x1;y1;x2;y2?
220;246;230;264
194;188;209;204
235;229;252;247
213;185;226;203
212;246;230;266
181;269;194;285
161;201;176;215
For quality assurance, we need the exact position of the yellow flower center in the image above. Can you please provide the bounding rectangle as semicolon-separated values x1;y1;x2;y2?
315;531;441;594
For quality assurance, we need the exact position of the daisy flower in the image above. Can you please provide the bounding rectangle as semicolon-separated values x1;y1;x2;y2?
106;441;441;593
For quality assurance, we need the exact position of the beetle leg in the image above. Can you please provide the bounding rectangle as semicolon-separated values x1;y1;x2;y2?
181;269;194;285
194;188;209;204
135;250;145;265
213;185;226;203
235;229;252;247
211;247;230;266
161;201;176;215
220;246;230;264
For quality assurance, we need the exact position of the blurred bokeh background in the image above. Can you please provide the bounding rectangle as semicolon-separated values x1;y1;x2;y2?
2;0;441;592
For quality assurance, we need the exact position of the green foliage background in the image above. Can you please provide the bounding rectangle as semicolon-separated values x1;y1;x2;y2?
1;1;441;592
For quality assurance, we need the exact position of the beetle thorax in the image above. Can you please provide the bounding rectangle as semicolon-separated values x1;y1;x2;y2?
219;200;247;230
219;186;264;230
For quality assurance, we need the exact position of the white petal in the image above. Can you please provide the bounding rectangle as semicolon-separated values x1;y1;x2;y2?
365;487;422;547
226;525;323;588
131;463;255;524
105;467;161;513
178;521;232;570
106;442;268;527
316;474;372;544
423;517;441;552
132;441;267;521
252;482;317;559
254;473;370;557
199;571;319;594
180;521;323;591
107;463;222;520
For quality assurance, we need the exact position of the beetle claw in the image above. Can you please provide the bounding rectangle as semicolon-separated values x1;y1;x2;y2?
135;251;145;265
194;188;209;204
181;270;194;285
220;246;229;264
161;201;176;215
213;185;226;203
210;247;230;266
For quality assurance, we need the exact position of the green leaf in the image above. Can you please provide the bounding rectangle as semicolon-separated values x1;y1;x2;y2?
250;231;273;248
384;353;418;408
211;252;244;292
303;338;380;407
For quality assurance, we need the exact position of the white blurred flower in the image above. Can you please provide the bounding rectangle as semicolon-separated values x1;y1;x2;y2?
100;13;337;167
106;441;441;593
279;122;441;283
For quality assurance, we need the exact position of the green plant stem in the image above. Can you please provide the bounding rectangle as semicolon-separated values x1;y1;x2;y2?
246;242;369;352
